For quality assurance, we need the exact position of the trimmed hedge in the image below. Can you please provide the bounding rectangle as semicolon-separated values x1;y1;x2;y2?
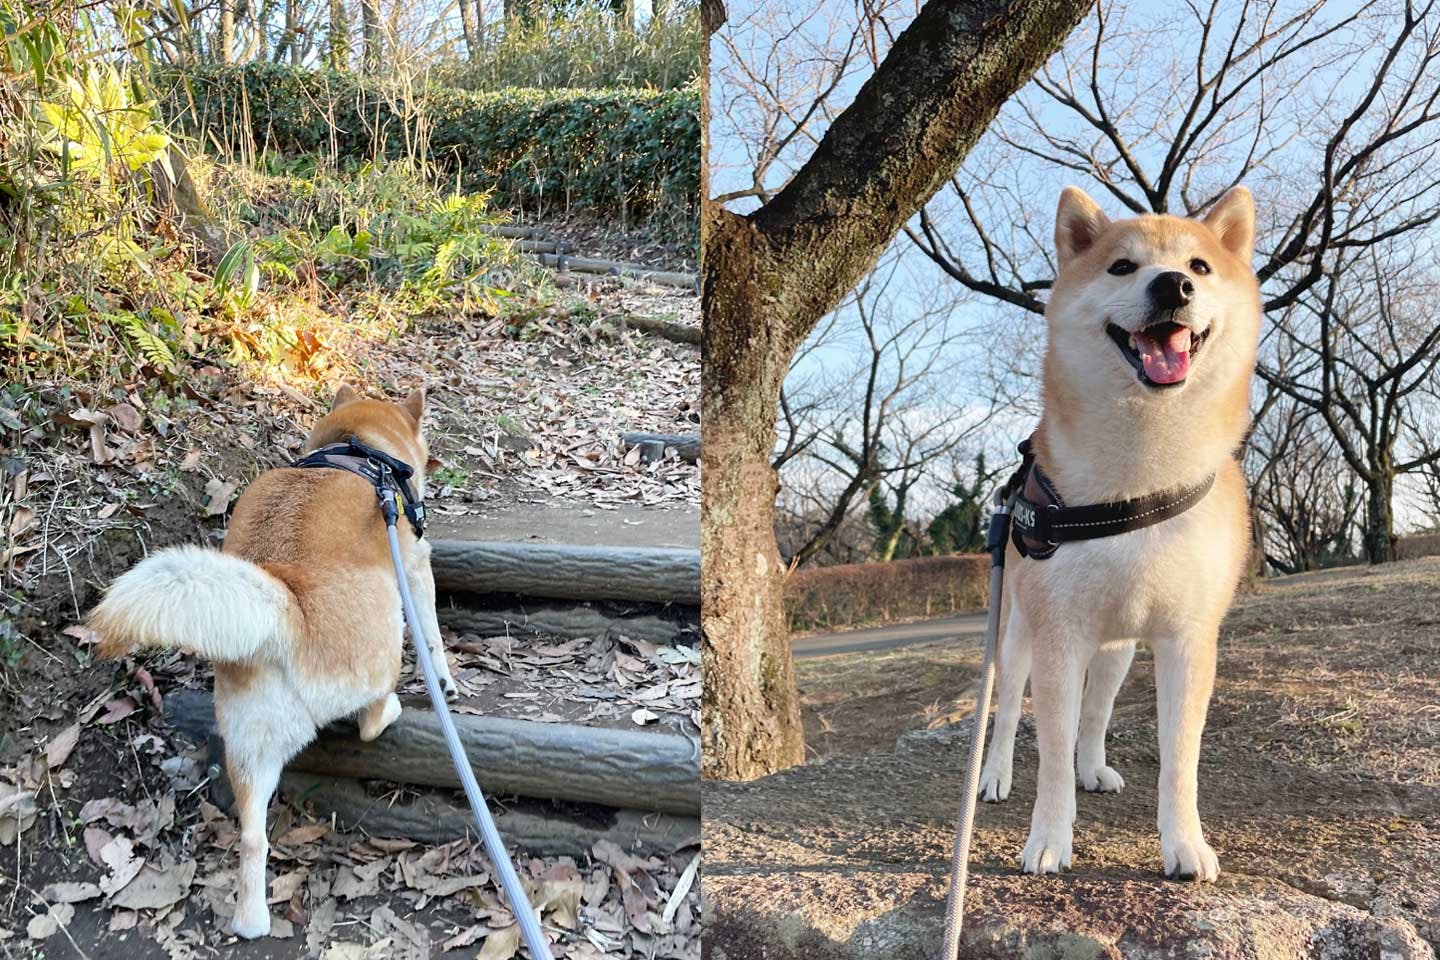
785;555;990;633
1397;534;1440;561
153;64;698;230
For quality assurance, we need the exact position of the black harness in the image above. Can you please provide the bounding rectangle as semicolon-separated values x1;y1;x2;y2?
291;437;427;538
1001;436;1214;560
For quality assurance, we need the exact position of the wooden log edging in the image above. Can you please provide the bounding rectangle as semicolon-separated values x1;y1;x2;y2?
280;773;699;857
167;690;700;815
618;315;701;345
430;540;701;605
437;598;697;646
622;432;700;464
537;252;698;290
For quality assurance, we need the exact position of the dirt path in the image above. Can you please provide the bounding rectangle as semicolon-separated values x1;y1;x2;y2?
708;559;1440;959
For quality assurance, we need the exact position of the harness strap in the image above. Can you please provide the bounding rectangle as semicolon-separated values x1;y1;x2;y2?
292;438;427;538
1003;435;1214;560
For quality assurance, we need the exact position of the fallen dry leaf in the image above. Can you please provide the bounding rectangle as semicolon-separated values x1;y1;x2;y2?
41;881;102;904
27;902;75;939
203;477;238;516
476;924;522;960
110;859;196;910
43;722;81;769
98;834;145;896
277;823;329;846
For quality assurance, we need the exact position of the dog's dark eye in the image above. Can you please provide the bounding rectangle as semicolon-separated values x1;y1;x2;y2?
1107;259;1137;276
1190;258;1211;275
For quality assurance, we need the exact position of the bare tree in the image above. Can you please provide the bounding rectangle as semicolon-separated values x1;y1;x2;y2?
1248;400;1358;572
773;261;993;567
702;0;1094;781
1261;246;1440;562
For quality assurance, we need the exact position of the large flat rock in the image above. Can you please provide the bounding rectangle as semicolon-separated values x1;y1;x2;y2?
705;560;1440;959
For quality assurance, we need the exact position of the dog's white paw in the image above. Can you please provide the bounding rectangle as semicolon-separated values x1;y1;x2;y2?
441;675;459;701
1079;764;1124;794
977;765;1011;803
1020;823;1073;875
231;907;271;940
1162;832;1220;882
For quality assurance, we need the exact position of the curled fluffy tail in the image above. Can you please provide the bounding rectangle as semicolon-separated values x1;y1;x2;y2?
89;546;298;663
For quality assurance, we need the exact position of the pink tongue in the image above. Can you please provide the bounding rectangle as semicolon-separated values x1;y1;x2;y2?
1134;325;1192;384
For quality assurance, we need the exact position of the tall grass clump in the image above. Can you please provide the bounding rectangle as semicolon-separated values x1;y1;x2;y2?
434;4;701;92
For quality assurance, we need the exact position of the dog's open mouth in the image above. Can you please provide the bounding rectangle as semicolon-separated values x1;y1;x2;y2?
1106;320;1210;388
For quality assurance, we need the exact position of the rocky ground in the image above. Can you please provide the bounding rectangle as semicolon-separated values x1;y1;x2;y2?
705;560;1440;959
0;221;700;959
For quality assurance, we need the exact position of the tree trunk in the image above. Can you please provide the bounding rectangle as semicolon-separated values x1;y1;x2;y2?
700;0;1094;781
701;214;808;781
459;0;480;61
1364;472;1396;563
286;0;301;65
328;0;349;69
218;0;235;63
361;0;381;72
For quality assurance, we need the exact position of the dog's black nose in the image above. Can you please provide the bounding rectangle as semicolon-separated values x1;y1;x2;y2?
1148;271;1195;310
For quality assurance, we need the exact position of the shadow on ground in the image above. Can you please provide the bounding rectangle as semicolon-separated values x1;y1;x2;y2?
704;559;1440;959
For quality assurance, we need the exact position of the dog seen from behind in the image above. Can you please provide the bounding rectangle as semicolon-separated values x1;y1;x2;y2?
977;186;1261;882
87;385;457;939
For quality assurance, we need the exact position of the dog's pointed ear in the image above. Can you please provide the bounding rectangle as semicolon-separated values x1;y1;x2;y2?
402;388;426;422
1055;187;1110;265
1203;186;1255;261
333;384;358;409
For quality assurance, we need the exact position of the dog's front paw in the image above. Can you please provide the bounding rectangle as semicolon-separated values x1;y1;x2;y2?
1162;831;1220;882
1020;823;1073;875
978;764;1011;803
441;675;459;701
231;906;272;940
1079;764;1124;794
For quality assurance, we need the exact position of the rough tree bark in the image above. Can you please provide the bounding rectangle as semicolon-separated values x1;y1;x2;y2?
459;0;480;62
361;0;381;72
218;0;235;63
701;0;1095;780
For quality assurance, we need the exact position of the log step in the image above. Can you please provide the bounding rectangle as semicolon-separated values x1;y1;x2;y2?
167;690;700;815
622;433;700;464
437;598;697;645
280;773;699;858
536;252;698;290
430;540;700;605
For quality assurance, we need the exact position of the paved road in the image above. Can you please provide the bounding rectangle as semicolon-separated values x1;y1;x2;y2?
791;612;988;658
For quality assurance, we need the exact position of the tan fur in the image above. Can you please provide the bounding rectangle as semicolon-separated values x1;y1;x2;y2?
977;187;1260;882
87;385;454;939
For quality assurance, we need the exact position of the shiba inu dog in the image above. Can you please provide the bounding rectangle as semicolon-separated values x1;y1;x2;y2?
88;385;457;938
976;186;1259;881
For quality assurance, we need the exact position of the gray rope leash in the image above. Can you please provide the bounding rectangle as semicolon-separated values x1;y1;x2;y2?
939;496;1009;960
381;485;555;960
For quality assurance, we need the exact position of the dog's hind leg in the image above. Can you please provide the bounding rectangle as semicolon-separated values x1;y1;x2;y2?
227;751;283;939
403;538;457;701
1076;641;1134;793
978;609;1029;803
358;692;402;741
1153;628;1221;881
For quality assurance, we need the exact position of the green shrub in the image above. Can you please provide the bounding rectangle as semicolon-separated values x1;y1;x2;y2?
784;555;992;633
153;64;699;235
